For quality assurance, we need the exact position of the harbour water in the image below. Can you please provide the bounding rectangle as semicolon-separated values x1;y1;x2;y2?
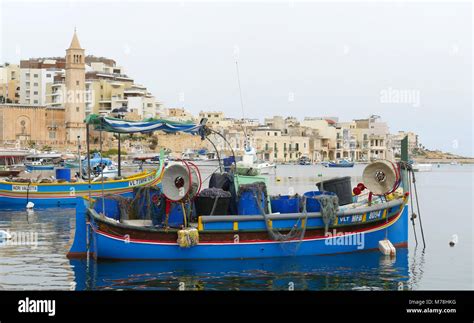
0;164;472;290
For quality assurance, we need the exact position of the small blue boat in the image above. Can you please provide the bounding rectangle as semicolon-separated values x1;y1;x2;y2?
325;160;355;168
25;164;55;171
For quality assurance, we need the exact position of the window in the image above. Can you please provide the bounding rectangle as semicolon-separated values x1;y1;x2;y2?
34;100;38;104
274;132;277;136
46;74;51;78
49;131;56;139
34;83;38;86
76;107;79;112
76;81;80;86
34;74;38;78
33;91;38;95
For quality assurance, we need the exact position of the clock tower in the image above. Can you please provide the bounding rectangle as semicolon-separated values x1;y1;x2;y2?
65;30;86;144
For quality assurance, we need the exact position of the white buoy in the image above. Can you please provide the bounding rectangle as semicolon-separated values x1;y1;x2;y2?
26;201;35;209
449;234;458;247
379;239;396;257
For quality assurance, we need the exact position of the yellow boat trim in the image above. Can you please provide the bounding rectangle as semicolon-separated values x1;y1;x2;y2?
0;168;160;186
198;216;203;231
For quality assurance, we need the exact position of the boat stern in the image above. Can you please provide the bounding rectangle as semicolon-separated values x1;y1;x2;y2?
67;197;90;259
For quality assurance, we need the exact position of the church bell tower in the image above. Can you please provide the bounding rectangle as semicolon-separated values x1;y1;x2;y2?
65;30;86;144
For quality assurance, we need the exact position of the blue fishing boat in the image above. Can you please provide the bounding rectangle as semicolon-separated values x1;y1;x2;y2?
0;168;163;208
68;116;415;260
25;163;55;171
68;193;408;260
325;159;355;168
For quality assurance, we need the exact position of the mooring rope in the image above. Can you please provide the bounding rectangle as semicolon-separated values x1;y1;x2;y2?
254;191;308;244
411;169;426;248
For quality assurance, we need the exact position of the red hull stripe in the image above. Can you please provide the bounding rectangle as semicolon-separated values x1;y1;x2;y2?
94;210;403;246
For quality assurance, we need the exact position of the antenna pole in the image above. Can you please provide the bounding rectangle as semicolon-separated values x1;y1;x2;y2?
235;61;249;149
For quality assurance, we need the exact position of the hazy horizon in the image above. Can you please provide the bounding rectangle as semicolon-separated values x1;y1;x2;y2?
0;1;472;156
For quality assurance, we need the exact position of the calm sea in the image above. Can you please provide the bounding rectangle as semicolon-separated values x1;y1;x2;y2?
0;164;472;290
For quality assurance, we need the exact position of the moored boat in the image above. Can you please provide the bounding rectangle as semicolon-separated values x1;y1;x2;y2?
236;146;276;176
68;116;419;261
412;163;433;172
298;156;311;165
325;159;355;168
0;169;22;177
68;192;408;260
0;167;163;208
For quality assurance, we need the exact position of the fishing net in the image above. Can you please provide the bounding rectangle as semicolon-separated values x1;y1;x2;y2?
318;195;339;234
199;187;232;198
129;186;166;225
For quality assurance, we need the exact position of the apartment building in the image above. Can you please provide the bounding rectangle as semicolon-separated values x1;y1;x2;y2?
0;63;20;104
19;58;65;106
253;127;310;162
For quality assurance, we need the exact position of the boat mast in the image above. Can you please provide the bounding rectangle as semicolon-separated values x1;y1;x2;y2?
86;124;92;200
235;61;250;151
77;135;82;179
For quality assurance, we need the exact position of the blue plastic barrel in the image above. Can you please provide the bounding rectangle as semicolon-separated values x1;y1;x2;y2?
168;203;194;228
270;195;300;214
55;168;71;181
238;190;265;215
303;191;337;212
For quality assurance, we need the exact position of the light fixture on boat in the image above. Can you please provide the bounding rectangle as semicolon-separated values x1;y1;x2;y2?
362;160;400;196
162;162;201;202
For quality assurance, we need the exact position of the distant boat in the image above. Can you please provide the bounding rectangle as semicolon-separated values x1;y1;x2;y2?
325;160;354;168
236;146;276;176
0;168;22;177
25;163;55;171
298;156;311;165
412;163;433;172
24;152;61;171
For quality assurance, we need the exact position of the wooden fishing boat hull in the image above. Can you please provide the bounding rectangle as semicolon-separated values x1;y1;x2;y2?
0;170;21;177
0;168;163;208
69;196;408;260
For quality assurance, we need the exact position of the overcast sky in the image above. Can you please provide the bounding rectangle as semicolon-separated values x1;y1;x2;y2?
0;1;472;156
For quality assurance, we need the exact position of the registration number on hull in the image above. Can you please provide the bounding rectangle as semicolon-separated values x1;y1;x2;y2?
12;185;38;192
128;175;154;187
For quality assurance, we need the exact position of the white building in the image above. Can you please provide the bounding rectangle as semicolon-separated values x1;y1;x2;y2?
19;59;63;106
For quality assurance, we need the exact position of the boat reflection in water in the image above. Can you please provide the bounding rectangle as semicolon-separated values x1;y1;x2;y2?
70;249;409;291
